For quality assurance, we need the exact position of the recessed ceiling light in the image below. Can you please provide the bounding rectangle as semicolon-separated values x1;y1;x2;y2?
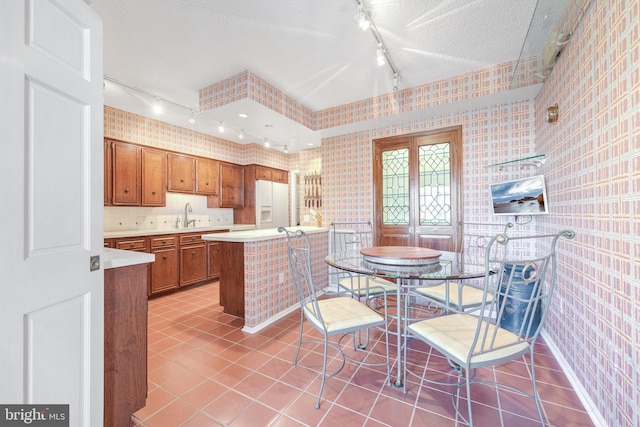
238;113;248;118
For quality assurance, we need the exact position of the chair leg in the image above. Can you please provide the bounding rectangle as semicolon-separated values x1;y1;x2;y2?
315;336;329;409
293;311;304;366
465;368;473;426
530;348;545;425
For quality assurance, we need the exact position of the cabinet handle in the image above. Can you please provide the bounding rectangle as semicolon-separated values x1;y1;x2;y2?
191;250;196;256
129;243;134;248
124;188;129;193
152;191;156;195
162;240;166;244
180;178;184;183
205;181;209;185
162;255;168;260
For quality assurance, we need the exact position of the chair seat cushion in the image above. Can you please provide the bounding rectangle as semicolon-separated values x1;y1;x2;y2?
305;297;385;334
338;276;396;296
408;314;529;366
414;282;492;306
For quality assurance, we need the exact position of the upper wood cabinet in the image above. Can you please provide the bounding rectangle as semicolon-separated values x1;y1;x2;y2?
271;168;288;184
196;158;219;196
167;153;195;193
111;140;141;206
141;147;166;206
253;164;288;184
104;141;112;205
219;163;244;208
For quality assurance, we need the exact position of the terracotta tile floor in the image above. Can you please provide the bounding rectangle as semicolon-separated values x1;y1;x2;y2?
132;281;594;426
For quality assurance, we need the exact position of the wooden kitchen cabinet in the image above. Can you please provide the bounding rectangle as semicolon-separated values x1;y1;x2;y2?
207;241;221;280
104;140;112;205
272;168;288;184
179;233;207;286
255;165;272;180
111;140;141;205
149;235;178;295
104;263;148;427
142;147;167;206
219;241;245;317
218;162;244;208
196;157;219;196
167;153;195;193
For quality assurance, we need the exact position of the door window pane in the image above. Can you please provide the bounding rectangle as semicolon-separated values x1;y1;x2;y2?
382;148;409;225
419;143;451;225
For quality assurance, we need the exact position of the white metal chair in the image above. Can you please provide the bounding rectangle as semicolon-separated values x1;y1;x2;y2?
411;221;513;314
330;221;396;307
279;227;391;409
404;230;575;425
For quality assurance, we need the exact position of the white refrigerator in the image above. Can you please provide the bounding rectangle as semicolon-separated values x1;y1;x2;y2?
255;180;290;229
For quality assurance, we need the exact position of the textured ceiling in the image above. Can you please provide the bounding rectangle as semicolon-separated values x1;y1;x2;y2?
91;0;579;153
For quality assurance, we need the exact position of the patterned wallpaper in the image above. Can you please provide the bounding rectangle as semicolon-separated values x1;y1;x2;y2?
535;1;639;426
104;1;638;424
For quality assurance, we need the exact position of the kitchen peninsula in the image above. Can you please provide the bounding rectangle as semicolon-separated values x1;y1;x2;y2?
203;226;328;332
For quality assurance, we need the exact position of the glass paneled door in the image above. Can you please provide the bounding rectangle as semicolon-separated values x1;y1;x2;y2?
373;128;462;250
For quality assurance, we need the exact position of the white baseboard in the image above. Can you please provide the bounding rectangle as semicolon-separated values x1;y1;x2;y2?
241;304;299;334
541;330;607;427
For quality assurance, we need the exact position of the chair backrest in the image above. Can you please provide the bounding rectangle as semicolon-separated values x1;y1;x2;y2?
456;221;514;267
279;227;326;329
330;221;374;253
471;230;575;356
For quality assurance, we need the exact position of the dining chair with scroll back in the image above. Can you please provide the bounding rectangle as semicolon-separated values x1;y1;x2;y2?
279;227;391;409
403;229;575;426
410;221;514;315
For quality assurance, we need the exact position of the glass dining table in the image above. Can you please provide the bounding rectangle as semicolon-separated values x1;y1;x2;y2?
325;248;489;388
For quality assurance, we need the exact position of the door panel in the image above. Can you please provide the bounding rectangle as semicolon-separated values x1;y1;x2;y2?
374;128;462;250
0;1;104;426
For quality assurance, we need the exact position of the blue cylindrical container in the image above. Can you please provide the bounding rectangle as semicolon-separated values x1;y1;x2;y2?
498;264;541;336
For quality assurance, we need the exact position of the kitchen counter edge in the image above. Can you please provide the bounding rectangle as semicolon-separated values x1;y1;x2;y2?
202;226;328;242
104;224;256;239
104;248;155;270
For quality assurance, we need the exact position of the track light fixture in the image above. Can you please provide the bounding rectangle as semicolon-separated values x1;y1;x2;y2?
238;129;245;139
153;97;162;114
354;1;399;90
188;110;196;124
218;122;225;133
356;4;370;31
264;138;270;148
283;145;289;154
376;43;386;66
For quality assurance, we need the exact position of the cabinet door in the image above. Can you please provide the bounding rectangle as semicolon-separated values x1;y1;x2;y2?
142;148;166;206
112;141;141;205
180;244;207;286
219;163;244;208
196;158;219;195
255;165;272;181
167;153;195;193
207;242;221;279
272;169;288;184
104;140;112;205
150;247;179;295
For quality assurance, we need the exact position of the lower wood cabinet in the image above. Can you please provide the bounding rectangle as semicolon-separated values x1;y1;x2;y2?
105;229;229;297
149;235;178;296
104;263;148;427
179;234;207;286
207;242;221;280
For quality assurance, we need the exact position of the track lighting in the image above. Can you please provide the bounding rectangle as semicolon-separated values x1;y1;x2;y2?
393;73;399;91
153;97;162;114
283;145;289;154
356;4;370;31
188;110;196;124
376;43;385;66
238;129;245;139
264;138;270;148
218;122;224;133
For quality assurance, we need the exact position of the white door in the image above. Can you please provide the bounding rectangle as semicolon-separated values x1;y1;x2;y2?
0;1;104;426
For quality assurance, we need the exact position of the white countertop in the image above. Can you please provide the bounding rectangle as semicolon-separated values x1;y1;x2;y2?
202;226;328;242
104;248;155;269
104;224;256;239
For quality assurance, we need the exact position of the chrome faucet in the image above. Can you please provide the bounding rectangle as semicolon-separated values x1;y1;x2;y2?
184;203;196;228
